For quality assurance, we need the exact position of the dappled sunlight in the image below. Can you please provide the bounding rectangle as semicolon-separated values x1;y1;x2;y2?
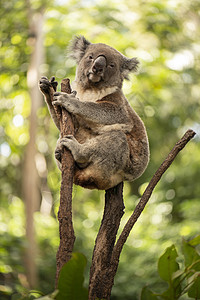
0;0;199;298
0;196;25;237
0;142;11;157
166;50;194;71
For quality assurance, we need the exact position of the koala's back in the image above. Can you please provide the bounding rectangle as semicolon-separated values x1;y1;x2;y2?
72;91;149;190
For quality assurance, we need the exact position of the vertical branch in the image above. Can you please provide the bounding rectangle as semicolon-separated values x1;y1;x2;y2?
55;79;76;285
89;183;124;300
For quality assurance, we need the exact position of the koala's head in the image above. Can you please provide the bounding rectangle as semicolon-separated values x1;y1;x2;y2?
68;36;139;91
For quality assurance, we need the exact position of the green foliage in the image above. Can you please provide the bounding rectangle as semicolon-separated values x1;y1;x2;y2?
10;289;58;300
56;253;88;300
8;253;88;300
0;0;199;299
158;245;179;283
141;287;159;300
157;245;181;299
141;236;200;299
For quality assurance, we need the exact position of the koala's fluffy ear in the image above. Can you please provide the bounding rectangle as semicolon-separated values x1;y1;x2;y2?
68;35;91;63
121;57;139;80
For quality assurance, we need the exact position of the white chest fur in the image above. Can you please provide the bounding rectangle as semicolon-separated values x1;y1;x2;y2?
72;81;118;102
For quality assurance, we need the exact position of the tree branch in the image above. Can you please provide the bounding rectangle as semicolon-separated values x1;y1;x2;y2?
55;79;76;286
89;183;124;299
112;129;196;263
88;129;196;300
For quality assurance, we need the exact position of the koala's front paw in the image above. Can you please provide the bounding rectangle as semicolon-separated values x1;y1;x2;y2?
60;135;79;154
53;92;77;112
53;92;65;106
60;135;78;151
39;76;58;95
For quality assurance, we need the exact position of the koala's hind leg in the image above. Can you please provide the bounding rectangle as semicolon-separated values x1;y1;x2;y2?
59;131;130;189
57;135;92;168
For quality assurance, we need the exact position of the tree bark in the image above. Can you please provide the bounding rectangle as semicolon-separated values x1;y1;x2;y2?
89;183;124;300
88;129;196;299
55;79;76;285
43;74;195;298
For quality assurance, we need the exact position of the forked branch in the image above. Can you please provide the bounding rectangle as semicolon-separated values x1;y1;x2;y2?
112;129;196;262
89;129;196;300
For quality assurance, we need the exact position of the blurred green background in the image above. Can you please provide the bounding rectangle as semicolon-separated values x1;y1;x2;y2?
0;0;200;299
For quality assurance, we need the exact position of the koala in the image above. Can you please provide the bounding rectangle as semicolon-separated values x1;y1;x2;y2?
39;36;149;190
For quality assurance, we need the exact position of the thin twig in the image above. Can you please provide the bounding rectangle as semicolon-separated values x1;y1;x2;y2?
112;129;196;262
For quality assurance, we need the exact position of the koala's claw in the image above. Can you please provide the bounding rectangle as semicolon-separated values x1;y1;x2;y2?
60;135;77;150
64;135;74;139
39;76;58;94
39;77;51;94
55;149;62;162
53;92;67;107
53;97;62;107
53;92;62;97
61;135;76;143
50;76;58;92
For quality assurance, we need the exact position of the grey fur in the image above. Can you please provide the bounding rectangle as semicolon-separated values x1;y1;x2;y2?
39;36;149;190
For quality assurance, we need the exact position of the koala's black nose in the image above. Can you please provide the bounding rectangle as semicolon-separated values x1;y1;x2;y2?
92;55;106;74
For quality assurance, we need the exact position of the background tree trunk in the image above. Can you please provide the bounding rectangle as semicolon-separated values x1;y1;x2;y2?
22;2;44;288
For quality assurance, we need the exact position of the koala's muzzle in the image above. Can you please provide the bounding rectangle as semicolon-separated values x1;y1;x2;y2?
92;56;106;74
88;55;106;83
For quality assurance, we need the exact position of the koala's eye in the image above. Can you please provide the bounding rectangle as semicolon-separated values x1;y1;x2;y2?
88;55;93;60
109;63;115;68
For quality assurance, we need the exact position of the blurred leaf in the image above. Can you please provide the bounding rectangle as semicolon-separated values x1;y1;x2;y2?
187;274;200;299
141;286;159;299
182;239;200;269
11;295;23;300
188;235;200;247
1;0;200;299
171;269;184;281
158;245;179;283
38;289;58;300
56;252;88;300
182;239;200;299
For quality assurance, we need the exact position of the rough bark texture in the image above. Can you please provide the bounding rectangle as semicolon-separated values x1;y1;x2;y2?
54;79;76;285
44;77;195;297
89;183;124;300
88;129;196;300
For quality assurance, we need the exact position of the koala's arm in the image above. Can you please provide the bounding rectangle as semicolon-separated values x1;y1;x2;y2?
39;77;60;130
53;92;129;125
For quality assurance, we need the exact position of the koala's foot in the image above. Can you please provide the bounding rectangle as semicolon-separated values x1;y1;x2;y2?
55;137;63;163
60;135;79;151
55;135;78;162
59;136;90;167
39;76;58;95
55;148;62;162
